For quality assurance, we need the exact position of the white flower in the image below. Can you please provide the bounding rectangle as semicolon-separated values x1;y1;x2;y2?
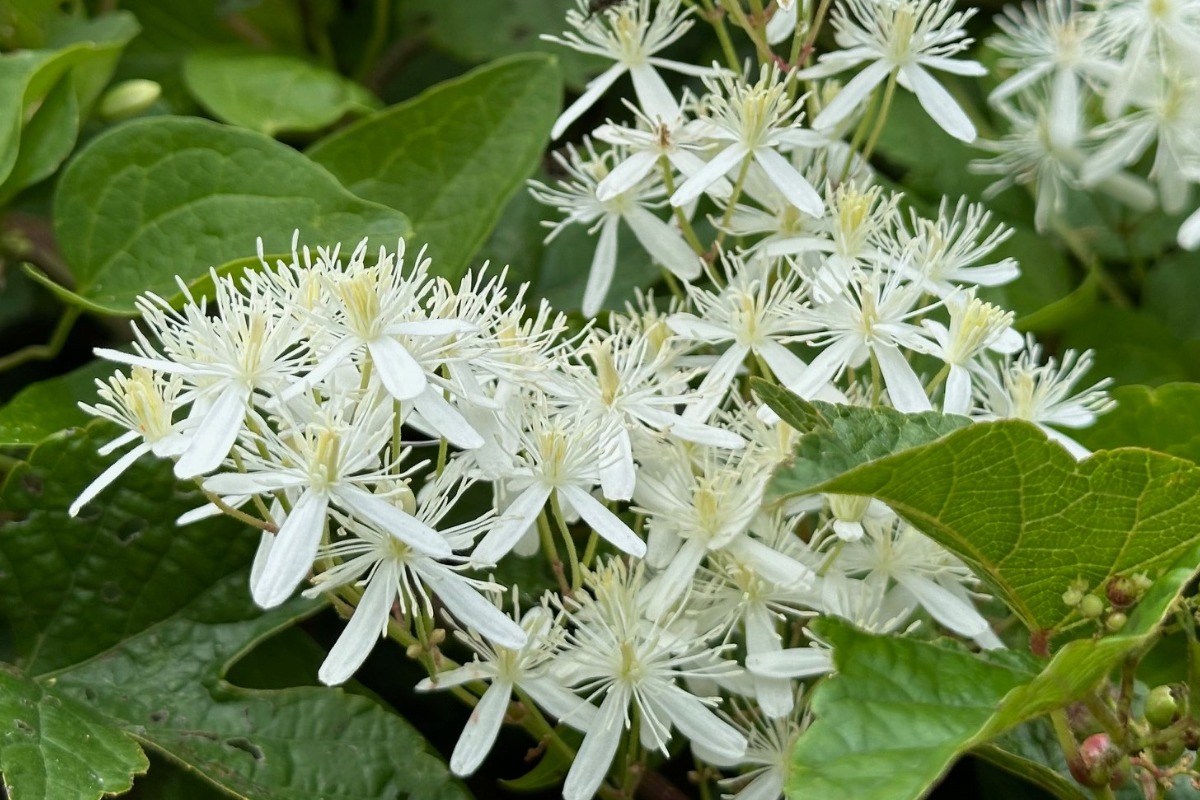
202;397;452;608
790;266;937;412
897;198;1020;297
921;291;1022;414
671;64;825;216
973;336;1115;459
418;601;596;776
544;0;718;139
529;140;701;317
95;269;308;478
798;0;985;142
70;367;189;516
471;408;646;565
557;559;747;800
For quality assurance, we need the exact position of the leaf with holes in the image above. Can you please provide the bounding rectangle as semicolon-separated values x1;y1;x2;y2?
0;426;471;800
46;116;410;316
307;54;561;280
766;399;1200;636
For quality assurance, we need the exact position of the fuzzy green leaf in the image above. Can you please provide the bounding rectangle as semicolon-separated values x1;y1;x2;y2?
182;48;379;136
48;116;411;315
767;401;1200;634
307;54;561;279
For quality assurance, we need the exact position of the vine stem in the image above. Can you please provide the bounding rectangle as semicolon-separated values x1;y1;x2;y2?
0;307;81;373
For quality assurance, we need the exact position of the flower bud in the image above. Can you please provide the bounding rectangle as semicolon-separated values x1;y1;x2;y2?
98;79;162;121
1069;734;1119;788
1062;586;1084;607
1105;611;1127;632
1079;594;1105;619
1150;737;1186;766
1145;685;1181;729
1106;575;1140;609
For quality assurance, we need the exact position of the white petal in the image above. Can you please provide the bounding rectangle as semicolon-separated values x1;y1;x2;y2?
69;442;152;517
745;647;833;679
174;383;250;478
248;529;275;598
253;489;328;609
552;64;626;140
942;365;972;415
92;348;199;375
583;216;620;317
203;470;308;495
333;485;452;558
560;485;646;558
521;677;597;732
902;64;976;143
666;313;734;343
1179;206;1200;250
634;407;745;449
596;150;659;202
416;663;490;692
642;538;706;618
563;688;629;800
624;206;701;280
599;427;636;502
472;484;553;565
875;344;931;412
424;567;527;649
753;147;824;216
367;336;427;402
813;60;891;131
450;680;513;777
657;684;746;760
629;64;680;123
682;344;749;421
318;563;395;685
670;143;748;207
725;536;814;587
755;339;810;390
413;387;484;450
896;573;988;638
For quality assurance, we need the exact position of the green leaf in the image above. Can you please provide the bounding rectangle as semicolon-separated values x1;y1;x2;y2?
1143;252;1200;342
0;12;139;201
307;54;561;279
1073;384;1200;464
0;426;472;800
0;664;148;800
1060;306;1200;387
787;621;1039;800
0;360;115;448
767;402;1200;635
182;48;380;137
50;116;411;315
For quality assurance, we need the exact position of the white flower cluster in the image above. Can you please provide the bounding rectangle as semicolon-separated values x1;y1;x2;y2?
70;2;1120;798
973;0;1200;245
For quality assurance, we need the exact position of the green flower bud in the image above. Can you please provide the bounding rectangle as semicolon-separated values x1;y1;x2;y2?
98;79;162;121
1079;593;1105;619
1145;685;1181;729
1105;612;1127;632
1151;737;1185;766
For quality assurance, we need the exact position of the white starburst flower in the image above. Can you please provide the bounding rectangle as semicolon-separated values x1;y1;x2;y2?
1090;0;1200;118
95;268;309;479
529;140;701;317
202;397;452;609
70;367;190;517
833;519;1002;649
418;598;596;776
709;705;808;800
543;0;718;139
471;408;646;565
671;64;825;215
921;291;1022;414
556;559;747;800
798;0;986;142
896;198;1020;297
790;266;938;413
635;447;814;618
973;336;1115;459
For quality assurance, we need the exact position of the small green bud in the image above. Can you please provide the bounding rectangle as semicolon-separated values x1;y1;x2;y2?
1106;575;1140;609
1105;611;1127;632
1150;737;1186;766
1145;685;1181;729
1062;586;1084;607
1079;594;1105;619
1070;733;1122;788
98;79;161;121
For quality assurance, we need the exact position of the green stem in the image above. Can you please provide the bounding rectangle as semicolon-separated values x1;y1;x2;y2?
869;349;882;407
354;0;392;82
860;69;898;164
721;0;771;63
551;489;583;593
698;0;741;71
0;307;81;373
537;508;571;595
713;154;754;252
660;156;707;256
203;489;277;532
1050;708;1080;762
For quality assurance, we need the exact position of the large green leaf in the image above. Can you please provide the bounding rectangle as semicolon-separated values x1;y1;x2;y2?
1074;384;1200;464
0;360;115;448
307;54;561;279
765;398;1200;635
47;116;411;316
182;48;379;136
0;427;471;800
1060;306;1200;387
0;12;139;201
788;539;1200;800
1144;252;1200;341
